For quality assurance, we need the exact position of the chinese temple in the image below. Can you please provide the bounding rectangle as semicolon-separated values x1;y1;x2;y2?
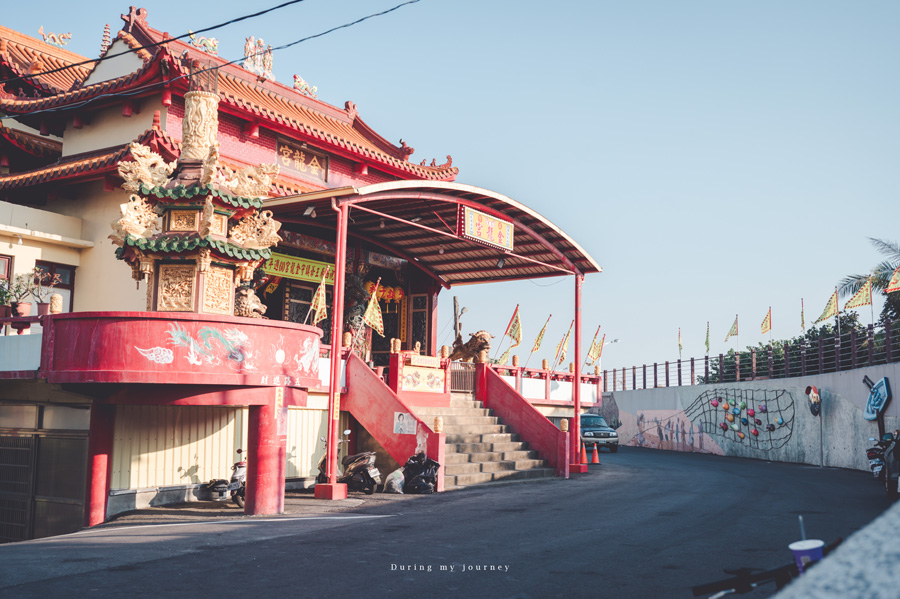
0;7;600;542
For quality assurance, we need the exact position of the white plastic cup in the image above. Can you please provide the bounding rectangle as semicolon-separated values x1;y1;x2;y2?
789;539;825;573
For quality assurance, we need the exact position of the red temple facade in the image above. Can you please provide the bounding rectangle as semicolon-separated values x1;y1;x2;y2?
0;8;600;542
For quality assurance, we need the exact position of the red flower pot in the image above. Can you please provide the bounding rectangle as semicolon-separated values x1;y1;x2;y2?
11;302;32;317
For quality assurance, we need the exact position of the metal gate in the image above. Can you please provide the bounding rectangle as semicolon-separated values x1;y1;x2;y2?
0;435;34;543
450;362;476;393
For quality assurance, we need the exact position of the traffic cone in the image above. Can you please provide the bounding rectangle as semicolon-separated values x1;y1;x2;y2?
580;442;588;464
591;444;600;464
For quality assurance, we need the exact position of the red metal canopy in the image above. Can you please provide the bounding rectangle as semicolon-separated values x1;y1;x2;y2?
265;181;602;287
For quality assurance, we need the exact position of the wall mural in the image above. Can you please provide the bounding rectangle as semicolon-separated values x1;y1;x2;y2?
629;410;711;453
684;388;795;450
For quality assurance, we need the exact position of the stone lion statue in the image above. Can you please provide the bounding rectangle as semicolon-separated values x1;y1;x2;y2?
234;287;266;318
449;330;493;363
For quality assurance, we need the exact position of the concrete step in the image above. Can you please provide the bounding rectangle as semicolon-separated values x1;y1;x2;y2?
414;406;492;417
442;424;507;436
448;471;494;486
480;459;546;472
458;449;540;463
434;415;501;426
445;467;556;488
445;432;519;445
451;441;530;454
444;458;547;476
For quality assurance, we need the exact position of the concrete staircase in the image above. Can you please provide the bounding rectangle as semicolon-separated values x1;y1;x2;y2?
412;392;556;489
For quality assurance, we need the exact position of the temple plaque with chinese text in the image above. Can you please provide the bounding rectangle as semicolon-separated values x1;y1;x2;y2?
276;139;328;183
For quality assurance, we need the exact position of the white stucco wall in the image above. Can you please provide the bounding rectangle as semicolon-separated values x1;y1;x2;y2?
43;183;146;312
62;98;166;157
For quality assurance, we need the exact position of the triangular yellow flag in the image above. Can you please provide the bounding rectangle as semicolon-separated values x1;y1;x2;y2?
308;267;330;325
505;306;523;348
760;307;772;334
814;290;838;324
724;316;738;342
845;277;872;310
531;315;551;354
496;347;512;365
888;266;900;294
363;278;384;337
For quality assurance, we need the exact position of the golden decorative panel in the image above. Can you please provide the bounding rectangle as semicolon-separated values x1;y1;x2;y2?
203;265;234;315
169;210;199;232
210;214;228;236
157;264;196;311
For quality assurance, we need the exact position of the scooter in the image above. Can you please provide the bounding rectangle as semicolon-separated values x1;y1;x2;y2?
205;449;247;508
867;435;891;480
867;431;899;498
315;430;381;494
229;449;247;508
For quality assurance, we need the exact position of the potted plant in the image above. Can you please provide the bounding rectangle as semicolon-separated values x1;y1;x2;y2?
0;279;10;318
30;267;61;315
8;271;35;317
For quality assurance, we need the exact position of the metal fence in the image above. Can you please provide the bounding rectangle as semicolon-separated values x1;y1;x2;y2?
450;362;477;393
603;319;900;391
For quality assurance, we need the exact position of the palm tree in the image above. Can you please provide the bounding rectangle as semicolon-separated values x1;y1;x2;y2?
839;238;900;323
838;238;900;296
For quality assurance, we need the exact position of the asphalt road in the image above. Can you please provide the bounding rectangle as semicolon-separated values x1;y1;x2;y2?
0;447;892;599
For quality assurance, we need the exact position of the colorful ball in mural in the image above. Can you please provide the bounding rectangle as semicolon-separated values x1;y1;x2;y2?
754;418;762;425
731;423;740;431
766;424;776;432
739;401;746;410
776;417;784;426
732;408;741;415
711;399;719;407
720;422;729;431
723;402;730;411
726;413;734;422
747;409;755;417
751;428;759;436
741;417;748;425
737;431;745;439
759;404;767;413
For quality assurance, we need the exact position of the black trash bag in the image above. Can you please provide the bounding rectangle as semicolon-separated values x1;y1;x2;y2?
402;452;440;494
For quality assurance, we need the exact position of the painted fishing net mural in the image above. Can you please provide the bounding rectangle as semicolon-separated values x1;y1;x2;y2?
684;388;795;450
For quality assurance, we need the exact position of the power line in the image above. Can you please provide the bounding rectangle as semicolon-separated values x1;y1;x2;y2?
191;0;421;76
1;0;311;86
0;0;423;120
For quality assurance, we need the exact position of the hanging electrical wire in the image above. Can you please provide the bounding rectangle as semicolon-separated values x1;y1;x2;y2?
0;0;311;85
1;0;421;87
0;0;423;120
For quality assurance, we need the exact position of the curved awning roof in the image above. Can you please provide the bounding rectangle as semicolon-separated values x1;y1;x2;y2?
265;181;601;288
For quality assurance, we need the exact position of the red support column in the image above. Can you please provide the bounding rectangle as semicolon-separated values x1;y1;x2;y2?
316;199;349;500
85;403;115;527
245;399;286;515
570;274;587;473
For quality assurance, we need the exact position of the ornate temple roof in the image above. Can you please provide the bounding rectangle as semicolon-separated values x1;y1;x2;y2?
0;25;92;95
0;9;457;182
0;125;62;159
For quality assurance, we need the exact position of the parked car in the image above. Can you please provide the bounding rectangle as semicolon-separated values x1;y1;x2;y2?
581;414;618;453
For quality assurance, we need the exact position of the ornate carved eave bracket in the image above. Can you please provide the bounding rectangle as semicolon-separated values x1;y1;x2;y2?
118;142;176;192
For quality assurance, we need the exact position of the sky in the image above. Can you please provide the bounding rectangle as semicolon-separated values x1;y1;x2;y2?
5;1;898;371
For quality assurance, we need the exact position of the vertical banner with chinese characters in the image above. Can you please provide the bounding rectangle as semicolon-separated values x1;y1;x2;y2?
276;139;329;183
456;205;514;251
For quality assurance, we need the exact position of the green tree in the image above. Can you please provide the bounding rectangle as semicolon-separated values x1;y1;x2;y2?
839;237;900;323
